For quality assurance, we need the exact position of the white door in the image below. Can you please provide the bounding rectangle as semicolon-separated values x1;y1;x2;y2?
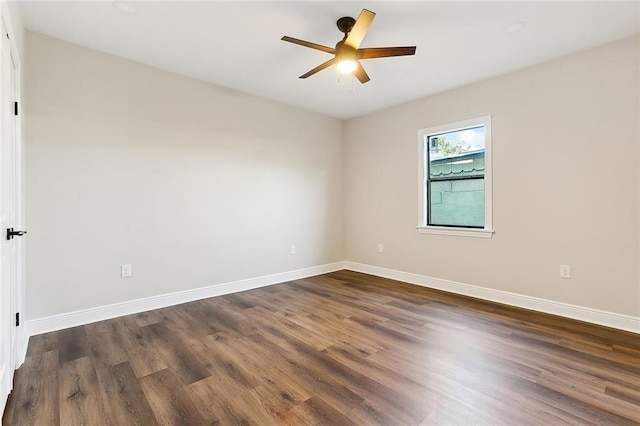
0;18;21;409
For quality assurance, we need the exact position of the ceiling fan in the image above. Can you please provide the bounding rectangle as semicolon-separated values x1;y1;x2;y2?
281;9;416;84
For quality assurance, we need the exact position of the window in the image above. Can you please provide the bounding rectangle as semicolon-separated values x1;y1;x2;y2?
417;116;493;238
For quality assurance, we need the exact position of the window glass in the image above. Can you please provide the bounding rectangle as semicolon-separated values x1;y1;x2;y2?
427;126;485;228
418;116;492;237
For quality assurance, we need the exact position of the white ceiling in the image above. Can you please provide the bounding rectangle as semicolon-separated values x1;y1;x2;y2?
17;1;640;119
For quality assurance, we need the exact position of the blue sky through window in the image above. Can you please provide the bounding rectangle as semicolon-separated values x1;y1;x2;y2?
429;126;485;160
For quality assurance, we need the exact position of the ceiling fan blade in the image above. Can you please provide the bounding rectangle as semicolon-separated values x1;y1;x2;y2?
353;61;370;84
359;46;417;59
344;9;375;50
300;58;336;79
281;36;335;54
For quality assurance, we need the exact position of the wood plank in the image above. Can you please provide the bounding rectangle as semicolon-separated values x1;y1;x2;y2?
57;326;90;366
139;322;210;385
58;356;108;426
4;350;59;425
25;332;58;358
186;374;266;425
94;361;158;425
4;271;640;425
288;396;359;426
138;368;207;425
111;317;168;379
84;320;129;366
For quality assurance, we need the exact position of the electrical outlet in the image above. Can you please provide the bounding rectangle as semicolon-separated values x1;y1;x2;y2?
290;245;296;255
377;243;384;253
121;264;132;278
560;264;571;279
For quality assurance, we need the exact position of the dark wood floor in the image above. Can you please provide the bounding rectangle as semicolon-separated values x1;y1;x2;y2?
3;270;640;425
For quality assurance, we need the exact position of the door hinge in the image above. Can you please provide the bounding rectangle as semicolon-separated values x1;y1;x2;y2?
15;312;19;326
14;101;18;116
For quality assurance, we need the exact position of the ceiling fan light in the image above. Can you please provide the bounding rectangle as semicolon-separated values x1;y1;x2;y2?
337;59;357;74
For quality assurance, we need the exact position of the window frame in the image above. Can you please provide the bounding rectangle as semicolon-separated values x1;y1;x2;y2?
417;116;493;238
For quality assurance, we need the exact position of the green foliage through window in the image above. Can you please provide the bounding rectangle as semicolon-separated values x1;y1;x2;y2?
430;136;471;157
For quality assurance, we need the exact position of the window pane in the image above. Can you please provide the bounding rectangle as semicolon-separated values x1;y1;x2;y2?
427;125;486;228
430;178;485;227
429;126;485;179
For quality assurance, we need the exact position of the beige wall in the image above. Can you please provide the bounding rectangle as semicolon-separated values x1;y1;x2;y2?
25;32;343;319
344;36;640;317
25;31;640;322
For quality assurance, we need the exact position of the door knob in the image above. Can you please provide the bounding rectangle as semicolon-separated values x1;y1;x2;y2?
6;228;26;240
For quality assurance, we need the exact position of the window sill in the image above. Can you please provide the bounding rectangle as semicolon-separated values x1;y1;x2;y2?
417;226;494;239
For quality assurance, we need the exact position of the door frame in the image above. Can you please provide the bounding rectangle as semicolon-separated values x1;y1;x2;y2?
0;1;25;375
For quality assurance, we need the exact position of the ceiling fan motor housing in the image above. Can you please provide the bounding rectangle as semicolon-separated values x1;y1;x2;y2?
336;16;356;35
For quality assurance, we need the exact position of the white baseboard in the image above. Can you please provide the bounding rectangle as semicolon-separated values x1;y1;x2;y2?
344;262;640;334
24;260;639;342
26;262;345;337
